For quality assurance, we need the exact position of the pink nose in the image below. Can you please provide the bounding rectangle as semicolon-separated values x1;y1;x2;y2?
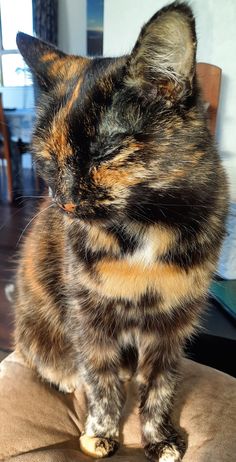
59;203;76;213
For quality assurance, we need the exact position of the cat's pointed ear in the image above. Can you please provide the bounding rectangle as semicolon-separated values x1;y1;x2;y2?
16;33;66;90
16;32;85;91
126;2;197;104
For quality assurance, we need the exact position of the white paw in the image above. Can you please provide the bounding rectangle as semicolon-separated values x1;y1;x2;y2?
159;445;181;462
58;378;77;393
79;434;118;458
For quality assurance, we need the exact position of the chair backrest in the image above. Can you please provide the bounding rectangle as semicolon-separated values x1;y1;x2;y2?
196;63;222;136
0;93;13;202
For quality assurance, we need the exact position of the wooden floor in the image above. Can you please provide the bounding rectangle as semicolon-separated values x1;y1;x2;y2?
0;198;39;351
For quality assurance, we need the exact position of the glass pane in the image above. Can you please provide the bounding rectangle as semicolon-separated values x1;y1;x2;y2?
2;54;32;86
87;0;104;56
0;0;33;50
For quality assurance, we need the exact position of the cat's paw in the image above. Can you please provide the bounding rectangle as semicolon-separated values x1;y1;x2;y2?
144;440;185;462
57;377;77;393
79;434;119;458
47;375;78;393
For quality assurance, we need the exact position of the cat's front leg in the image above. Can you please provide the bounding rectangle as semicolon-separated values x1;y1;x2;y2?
79;351;125;458
137;336;186;462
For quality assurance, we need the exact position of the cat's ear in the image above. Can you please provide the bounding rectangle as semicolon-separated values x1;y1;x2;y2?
16;32;85;91
126;2;197;104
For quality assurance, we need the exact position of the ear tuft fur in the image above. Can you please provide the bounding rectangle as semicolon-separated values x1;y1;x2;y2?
126;1;197;104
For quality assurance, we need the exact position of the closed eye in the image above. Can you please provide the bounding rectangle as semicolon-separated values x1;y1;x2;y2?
92;146;122;162
91;136;142;164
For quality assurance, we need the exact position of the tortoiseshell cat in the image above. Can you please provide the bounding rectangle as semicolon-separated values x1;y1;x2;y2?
15;2;228;461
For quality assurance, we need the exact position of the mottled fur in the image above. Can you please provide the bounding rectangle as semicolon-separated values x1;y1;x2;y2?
15;2;228;461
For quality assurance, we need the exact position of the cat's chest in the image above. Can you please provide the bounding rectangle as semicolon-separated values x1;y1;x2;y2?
80;244;207;312
69;224;208;310
127;239;157;266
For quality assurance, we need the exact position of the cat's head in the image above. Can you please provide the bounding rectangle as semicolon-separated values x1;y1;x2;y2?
17;2;207;226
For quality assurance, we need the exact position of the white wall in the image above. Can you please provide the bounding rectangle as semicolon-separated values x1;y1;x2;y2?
104;0;236;201
58;0;86;55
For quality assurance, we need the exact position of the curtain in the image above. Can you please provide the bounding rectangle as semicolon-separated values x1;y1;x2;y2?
32;0;58;45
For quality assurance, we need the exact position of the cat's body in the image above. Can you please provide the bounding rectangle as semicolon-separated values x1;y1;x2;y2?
16;3;228;461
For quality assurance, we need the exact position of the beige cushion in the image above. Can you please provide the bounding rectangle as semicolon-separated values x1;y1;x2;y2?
0;352;236;461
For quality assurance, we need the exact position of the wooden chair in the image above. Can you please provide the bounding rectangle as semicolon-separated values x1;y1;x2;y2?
0;94;13;202
196;63;222;136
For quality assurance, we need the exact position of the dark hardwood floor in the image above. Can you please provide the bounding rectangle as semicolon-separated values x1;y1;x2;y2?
0;163;42;351
0;198;41;350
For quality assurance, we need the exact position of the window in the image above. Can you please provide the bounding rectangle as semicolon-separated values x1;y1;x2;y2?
87;0;104;56
0;0;33;87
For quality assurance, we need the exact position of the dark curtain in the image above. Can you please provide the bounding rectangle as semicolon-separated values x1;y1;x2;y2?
32;0;58;45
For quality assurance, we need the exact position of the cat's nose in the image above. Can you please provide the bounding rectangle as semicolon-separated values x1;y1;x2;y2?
59;202;76;213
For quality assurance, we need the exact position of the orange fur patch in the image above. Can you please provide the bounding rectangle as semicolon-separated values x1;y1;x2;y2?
40;52;59;63
91;142;145;188
46;56;88;80
66;77;83;113
43;71;86;162
92;258;213;309
85;224;120;254
46;116;72;162
92;165;142;187
112;142;144;163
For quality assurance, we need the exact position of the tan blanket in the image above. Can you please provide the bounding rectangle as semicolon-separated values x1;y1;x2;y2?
0;352;236;461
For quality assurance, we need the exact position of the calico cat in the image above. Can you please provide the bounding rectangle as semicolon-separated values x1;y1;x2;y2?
15;2;228;461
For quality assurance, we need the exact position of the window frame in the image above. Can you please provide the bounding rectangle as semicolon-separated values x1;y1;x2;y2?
0;2;32;88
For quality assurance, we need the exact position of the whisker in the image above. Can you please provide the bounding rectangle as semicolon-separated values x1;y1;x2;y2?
156;203;209;208
0;201;39;232
16;195;48;200
16;203;55;247
133;199;210;208
126;206;157;225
